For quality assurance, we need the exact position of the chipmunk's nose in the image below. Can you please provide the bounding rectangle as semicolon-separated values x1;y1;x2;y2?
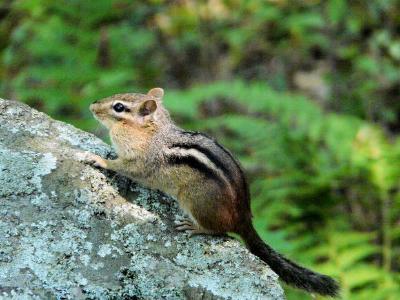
89;102;97;112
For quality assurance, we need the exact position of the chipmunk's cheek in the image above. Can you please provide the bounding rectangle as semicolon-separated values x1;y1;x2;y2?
137;115;153;126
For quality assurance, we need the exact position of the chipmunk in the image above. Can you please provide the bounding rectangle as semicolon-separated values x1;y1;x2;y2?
85;88;340;297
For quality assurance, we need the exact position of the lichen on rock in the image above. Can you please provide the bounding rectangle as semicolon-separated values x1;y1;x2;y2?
0;99;285;300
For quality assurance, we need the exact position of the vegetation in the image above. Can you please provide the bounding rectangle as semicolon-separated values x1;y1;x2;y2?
1;1;399;299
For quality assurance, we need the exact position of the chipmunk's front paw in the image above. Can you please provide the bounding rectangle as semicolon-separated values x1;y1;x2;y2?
80;152;108;169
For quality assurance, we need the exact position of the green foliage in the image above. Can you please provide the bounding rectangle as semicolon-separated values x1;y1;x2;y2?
1;0;162;130
1;1;400;299
2;1;400;128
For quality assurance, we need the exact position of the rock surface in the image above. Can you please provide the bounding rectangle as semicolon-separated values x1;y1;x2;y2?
0;99;285;300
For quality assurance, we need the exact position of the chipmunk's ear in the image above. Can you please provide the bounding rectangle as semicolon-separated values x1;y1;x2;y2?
138;99;157;116
147;87;164;99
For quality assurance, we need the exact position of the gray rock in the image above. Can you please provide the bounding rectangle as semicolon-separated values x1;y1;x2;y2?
0;99;285;300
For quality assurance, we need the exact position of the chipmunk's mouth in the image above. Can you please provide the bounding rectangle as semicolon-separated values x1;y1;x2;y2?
89;103;98;113
92;112;106;122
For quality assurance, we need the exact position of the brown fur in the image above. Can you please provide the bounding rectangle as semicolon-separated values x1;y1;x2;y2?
86;88;340;297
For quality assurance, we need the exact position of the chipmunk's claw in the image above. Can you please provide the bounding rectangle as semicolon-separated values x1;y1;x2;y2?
175;218;209;237
80;152;108;169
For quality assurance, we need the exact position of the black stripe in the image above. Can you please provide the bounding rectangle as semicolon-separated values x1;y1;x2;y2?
214;139;250;204
166;154;224;186
179;130;250;204
171;142;235;185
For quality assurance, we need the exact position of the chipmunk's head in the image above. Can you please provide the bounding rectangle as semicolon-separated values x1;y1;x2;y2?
90;87;168;130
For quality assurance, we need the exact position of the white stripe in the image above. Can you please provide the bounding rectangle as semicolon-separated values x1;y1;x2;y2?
164;147;233;190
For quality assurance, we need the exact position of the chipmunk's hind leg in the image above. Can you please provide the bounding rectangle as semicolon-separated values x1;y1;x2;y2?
175;183;235;237
175;217;220;237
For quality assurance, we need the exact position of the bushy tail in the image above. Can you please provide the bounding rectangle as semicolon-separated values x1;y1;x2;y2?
240;225;340;297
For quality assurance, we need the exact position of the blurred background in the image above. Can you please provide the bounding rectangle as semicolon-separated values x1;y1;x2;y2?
1;0;400;299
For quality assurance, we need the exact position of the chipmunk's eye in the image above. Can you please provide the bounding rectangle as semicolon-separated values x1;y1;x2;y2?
113;102;125;113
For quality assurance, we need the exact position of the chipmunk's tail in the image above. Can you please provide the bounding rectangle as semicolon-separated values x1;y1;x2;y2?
239;224;340;297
